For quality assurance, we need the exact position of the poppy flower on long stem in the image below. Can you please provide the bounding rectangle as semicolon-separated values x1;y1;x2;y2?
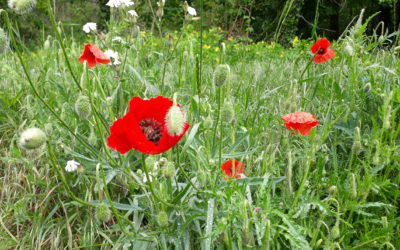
310;38;335;63
221;160;245;180
107;96;190;154
281;112;318;136
78;43;110;67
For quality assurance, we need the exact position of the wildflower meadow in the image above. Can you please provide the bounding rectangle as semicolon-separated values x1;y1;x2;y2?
1;0;400;249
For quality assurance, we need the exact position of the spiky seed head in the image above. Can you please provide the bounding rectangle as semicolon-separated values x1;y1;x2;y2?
74;95;92;120
165;94;186;136
220;101;234;123
156;211;168;226
95;202;111;222
162;161;175;178
0;28;9;53
19;128;47;150
8;0;37;14
213;64;230;87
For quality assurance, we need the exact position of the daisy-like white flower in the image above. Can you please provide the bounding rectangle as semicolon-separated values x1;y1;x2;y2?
127;10;138;17
104;49;121;65
82;22;97;33
157;0;165;7
106;0;133;8
65;160;80;172
187;6;196;16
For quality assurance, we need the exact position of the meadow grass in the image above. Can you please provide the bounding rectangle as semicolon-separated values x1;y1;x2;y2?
1;8;400;250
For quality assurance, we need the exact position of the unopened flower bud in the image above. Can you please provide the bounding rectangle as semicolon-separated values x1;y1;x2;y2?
156;211;168;226
44;36;51;50
352;127;362;154
394;46;400;54
350;173;357;199
344;42;354;56
95;202;111;222
213;64;230;87
383;105;391;129
75;95;92;120
165;94;186;136
162;161;175;178
328;185;338;196
331;222;340;239
145;155;157;170
203;115;213;128
0;28;9;53
19;128;47;150
8;0;37;15
88;128;97;145
220;101;234;123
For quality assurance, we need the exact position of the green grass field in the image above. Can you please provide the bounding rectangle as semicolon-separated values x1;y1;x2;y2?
1;6;400;250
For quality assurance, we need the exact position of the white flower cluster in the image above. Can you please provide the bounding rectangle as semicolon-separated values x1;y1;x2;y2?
65;160;80;172
82;22;97;34
104;50;121;65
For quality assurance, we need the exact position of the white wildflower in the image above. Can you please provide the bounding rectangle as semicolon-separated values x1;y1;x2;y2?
106;0;133;8
65;160;80;172
157;0;165;7
104;49;121;65
127;10;138;17
112;36;123;42
82;22;97;34
187;6;196;16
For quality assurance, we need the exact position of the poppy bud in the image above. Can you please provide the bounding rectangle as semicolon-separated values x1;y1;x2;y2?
331;222;340;239
350;173;357;199
203;116;213;128
394;46;400;54
156;211;168;226
43;36;51;50
0;28;9;53
352;127;362;154
145;155;157;170
344;42;354;56
162;161;175;178
95;202;111;222
220;101;234;123
378;35;385;43
8;0;36;14
74;95;92;120
165;94;186;136
213;64;230;87
88;127;97;146
328;185;338;196
19;128;47;150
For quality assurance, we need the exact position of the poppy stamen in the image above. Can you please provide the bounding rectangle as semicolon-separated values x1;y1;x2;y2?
317;48;325;55
139;119;163;145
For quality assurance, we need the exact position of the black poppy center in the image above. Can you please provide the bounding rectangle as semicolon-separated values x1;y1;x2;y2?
139;119;163;145
317;48;325;55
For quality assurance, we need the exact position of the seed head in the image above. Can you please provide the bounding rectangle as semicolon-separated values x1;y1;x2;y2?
19;128;47;150
213;64;230;87
8;0;37;14
75;95;92;120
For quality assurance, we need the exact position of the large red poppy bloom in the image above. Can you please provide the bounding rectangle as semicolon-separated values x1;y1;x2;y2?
310;38;335;63
107;96;190;154
221;160;245;180
281;112;318;136
78;43;110;67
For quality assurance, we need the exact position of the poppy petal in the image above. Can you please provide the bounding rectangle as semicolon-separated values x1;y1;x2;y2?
311;38;331;54
107;116;135;154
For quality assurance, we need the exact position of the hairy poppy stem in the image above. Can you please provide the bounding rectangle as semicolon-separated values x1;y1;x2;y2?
299;57;314;83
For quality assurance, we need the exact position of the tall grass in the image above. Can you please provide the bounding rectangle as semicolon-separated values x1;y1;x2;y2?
0;4;399;249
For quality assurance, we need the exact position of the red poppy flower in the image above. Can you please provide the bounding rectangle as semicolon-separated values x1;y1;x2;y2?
78;43;110;67
221;160;245;180
310;38;335;63
281;112;318;136
107;96;190;154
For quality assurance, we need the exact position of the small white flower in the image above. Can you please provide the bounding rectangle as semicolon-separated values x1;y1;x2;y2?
157;0;165;7
65;160;80;172
187;6;196;16
127;10;138;17
82;22;97;33
104;49;121;65
106;0;133;8
112;36;123;42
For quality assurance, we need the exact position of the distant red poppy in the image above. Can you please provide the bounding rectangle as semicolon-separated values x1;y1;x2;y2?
310;38;335;63
78;43;110;67
221;160;245;180
107;96;190;154
281;112;318;136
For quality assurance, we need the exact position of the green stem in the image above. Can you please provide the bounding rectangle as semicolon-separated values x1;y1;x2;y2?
45;0;81;91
